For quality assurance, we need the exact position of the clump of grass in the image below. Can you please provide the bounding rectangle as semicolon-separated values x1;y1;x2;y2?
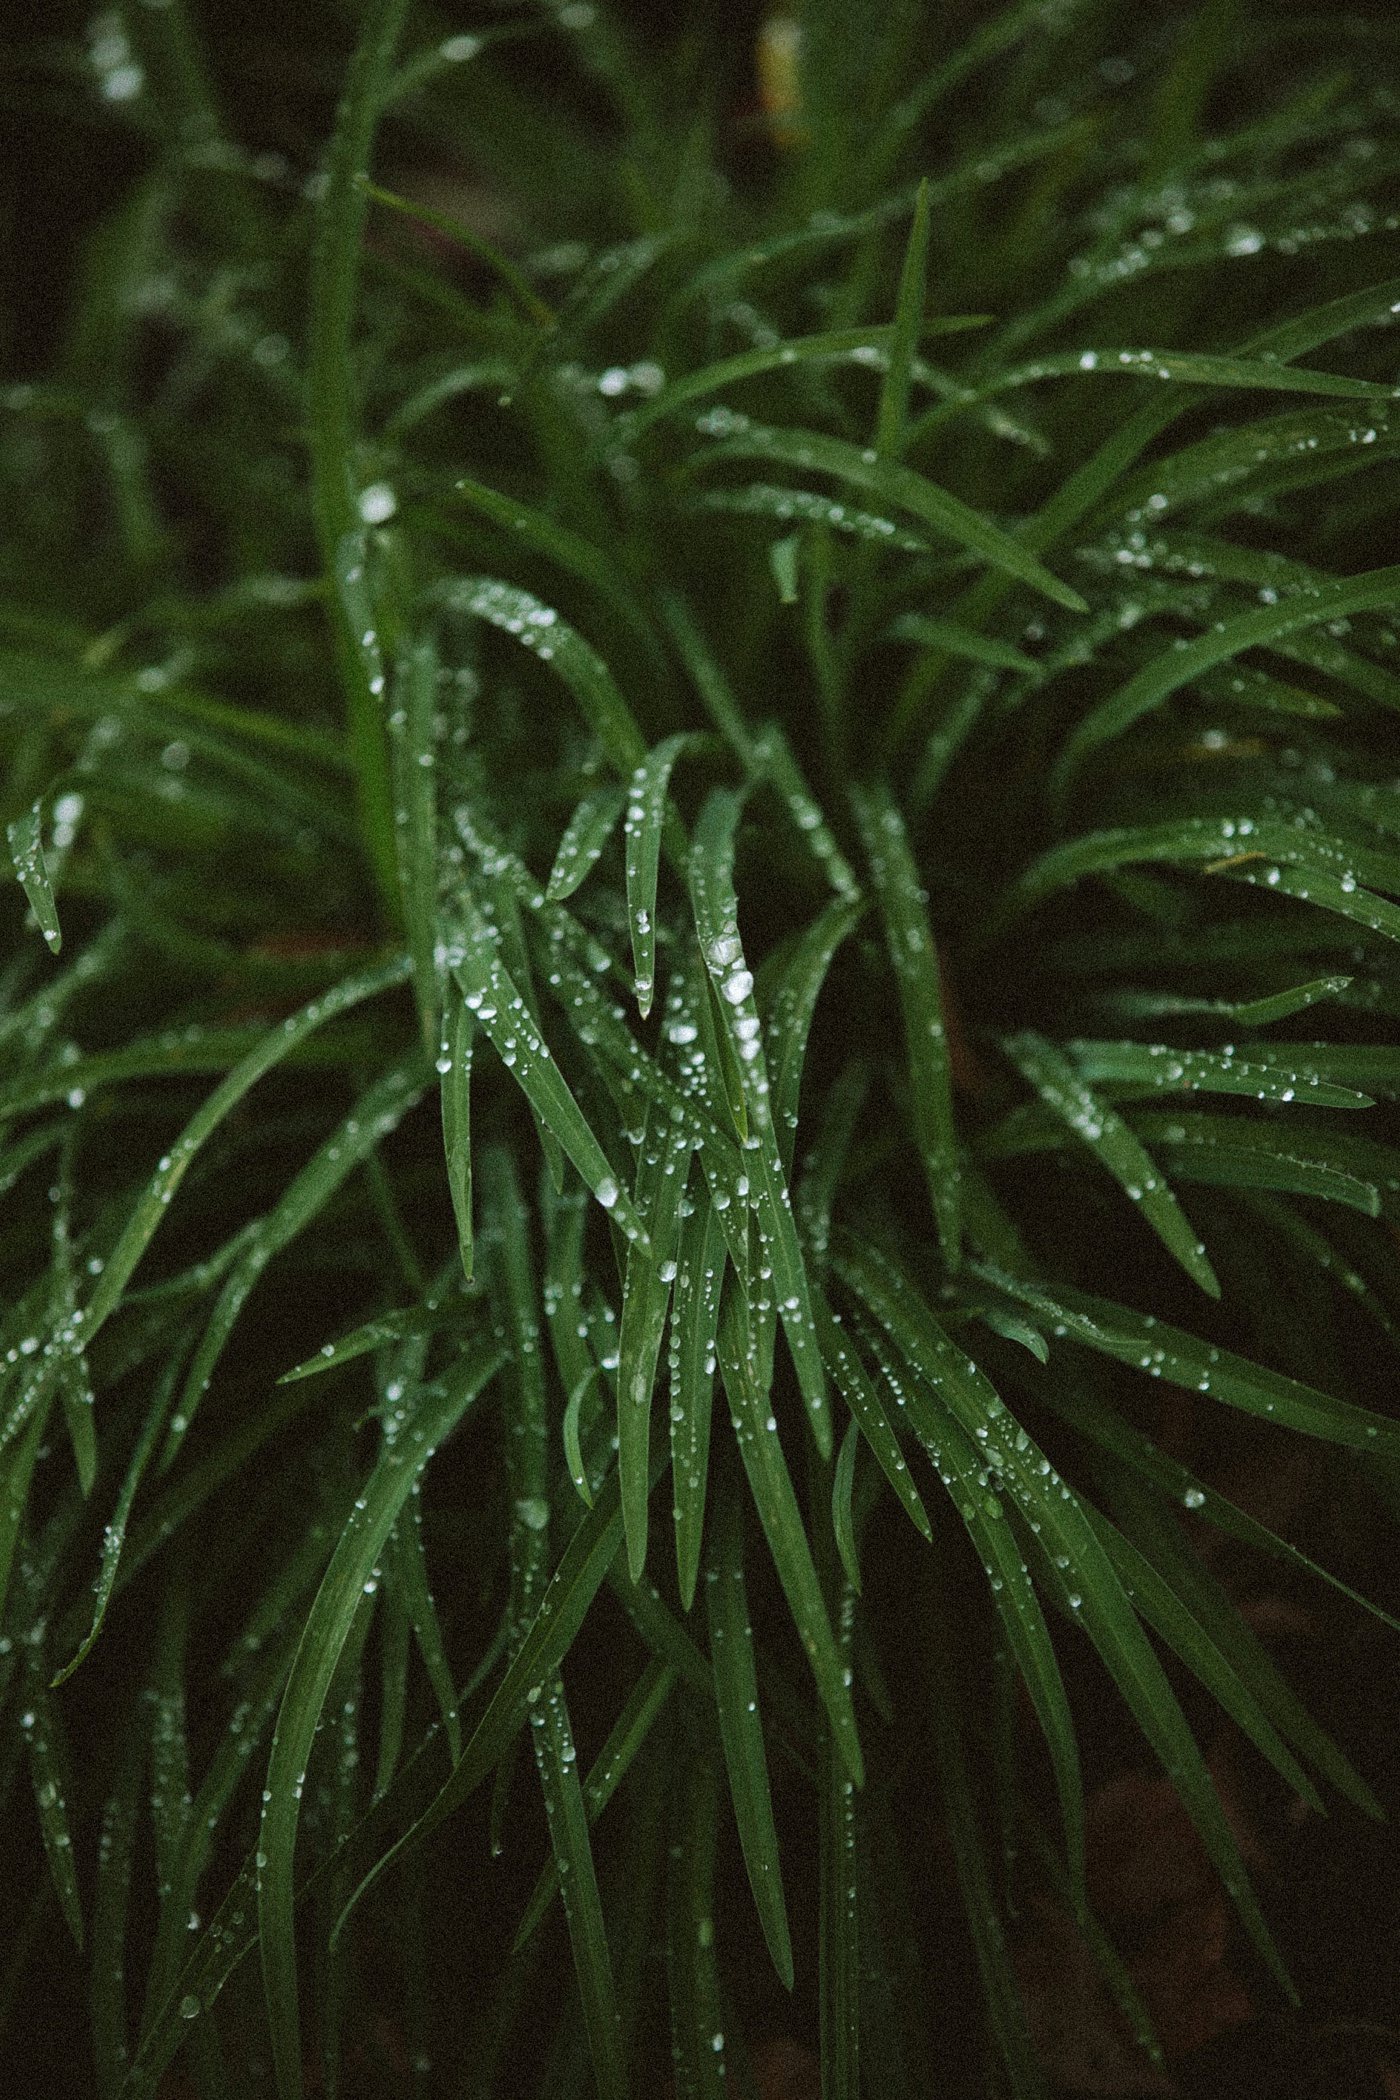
5;2;1400;2093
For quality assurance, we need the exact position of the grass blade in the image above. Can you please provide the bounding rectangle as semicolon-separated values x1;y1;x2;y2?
388;636;439;1055
691;788;831;1452
665;1747;727;2097
440;974;476;1281
7;801;62;953
1003;1030;1219;1295
689;422;1087;613
1063;1037;1373;1108
819;1585;860;2100
431;577;647;776
624;733;689;1016
258;1345;500;2100
547;783;627;901
448;893;647;1245
853;782;961;1267
705;1489;794;1989
1056;565;1400;781
874;177;932;460
617;1105;691;1580
669;1184;727;1611
983;1268;1400;1457
716;1297;862;1785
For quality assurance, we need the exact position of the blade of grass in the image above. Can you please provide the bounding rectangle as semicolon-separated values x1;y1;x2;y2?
874;178;932;460
669;1183;727;1611
716;1297;862;1785
257;1343;500;2100
704;1488;794;1989
853;782;961;1268
687;422;1087;613
1003;1030;1219;1295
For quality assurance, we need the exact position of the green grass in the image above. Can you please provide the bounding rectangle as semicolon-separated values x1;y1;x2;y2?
4;1;1400;2092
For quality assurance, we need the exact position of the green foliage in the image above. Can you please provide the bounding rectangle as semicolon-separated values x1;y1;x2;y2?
4;1;1400;2092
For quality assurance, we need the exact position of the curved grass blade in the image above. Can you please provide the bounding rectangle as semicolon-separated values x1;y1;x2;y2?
51;1355;184;1685
431;577;647;776
548;783;627;901
360;178;553;325
819;1583;860;2100
1064;1037;1373;1109
278;1306;438;1385
752;724;861;901
1096;1477;1377;1816
85;957;411;1336
843;1241;1286;1986
624;733;690;1016
995;815;1400;948
21;1662;84;1948
618;324;905;441
7;802;62;953
832;1418;862;1596
1025;1349;1400;1638
617;1106;691;1580
258;1342;500;2100
888;611;1038;675
689;481;932;552
716;1297;861;1785
858;1316;1083;1895
853;782;960;1267
768;894;865;1175
666;1747;727;2098
440;974;475;1281
927;1615;1046;2100
670;1186;727;1611
984;1268;1400;1458
1091;1509;1322;1811
447;477;666;673
1056;565;1400;782
1004;1031;1219;1295
1130;1108;1386;1215
564;1367;600;1507
447;894;646;1245
814;1298;932;1545
705;1490;794;1989
388;636;439;1054
160;1059;427;1469
984;344;1400;404
527;1680;629;2100
332;1448;660;1941
514;1659;675;1951
388;1500;462;1762
688;422;1087;613
874;176;932;460
691;788;830;1451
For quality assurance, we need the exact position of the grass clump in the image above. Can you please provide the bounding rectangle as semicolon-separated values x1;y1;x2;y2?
5;1;1400;2093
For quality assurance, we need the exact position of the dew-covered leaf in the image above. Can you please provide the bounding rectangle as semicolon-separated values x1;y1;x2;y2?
624;733;689;1016
691;788;830;1452
448;893;647;1244
7;801;62;953
258;1343;500;2100
617;1105;691;1580
688;423;1087;612
1003;1031;1219;1295
669;1187;727;1611
547;782;627;901
705;1489;794;1989
853;782;960;1267
1057;566;1400;778
430;576;647;776
716;1297;862;1785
